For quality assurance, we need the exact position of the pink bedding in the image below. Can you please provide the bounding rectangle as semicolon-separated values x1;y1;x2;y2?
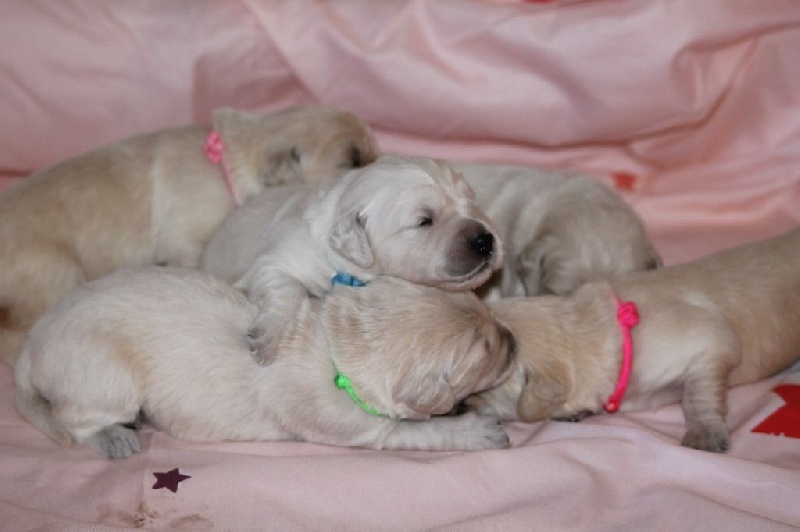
1;0;799;529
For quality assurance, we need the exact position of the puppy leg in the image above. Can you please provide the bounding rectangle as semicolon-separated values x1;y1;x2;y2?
84;424;141;459
49;379;144;458
375;413;510;451
15;356;74;447
237;261;318;364
680;377;731;452
680;344;739;453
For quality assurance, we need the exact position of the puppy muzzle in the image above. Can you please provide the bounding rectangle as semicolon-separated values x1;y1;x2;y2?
444;221;501;279
470;232;495;259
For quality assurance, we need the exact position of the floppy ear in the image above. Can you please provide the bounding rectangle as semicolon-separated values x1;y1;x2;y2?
518;227;583;296
394;373;456;418
329;211;374;268
213;107;305;187
516;233;552;296
259;147;303;186
516;360;571;422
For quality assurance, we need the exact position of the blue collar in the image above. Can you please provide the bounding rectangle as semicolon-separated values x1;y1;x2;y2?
331;271;366;287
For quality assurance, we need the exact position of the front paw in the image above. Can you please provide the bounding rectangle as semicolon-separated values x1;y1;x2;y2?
86;424;141;459
458;413;510;450
681;423;730;453
247;326;278;366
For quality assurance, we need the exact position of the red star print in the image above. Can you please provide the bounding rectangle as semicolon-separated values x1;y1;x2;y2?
152;468;191;493
611;171;638;192
751;384;800;439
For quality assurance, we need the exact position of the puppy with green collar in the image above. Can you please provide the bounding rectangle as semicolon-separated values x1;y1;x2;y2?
15;268;515;458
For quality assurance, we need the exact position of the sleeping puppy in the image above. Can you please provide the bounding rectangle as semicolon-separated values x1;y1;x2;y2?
0;105;378;367
202;155;503;361
466;228;800;452
15;268;516;457
453;162;661;299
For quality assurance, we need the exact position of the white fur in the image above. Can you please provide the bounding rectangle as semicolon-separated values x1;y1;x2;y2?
453;162;660;299
15;268;516;458
202;155;504;361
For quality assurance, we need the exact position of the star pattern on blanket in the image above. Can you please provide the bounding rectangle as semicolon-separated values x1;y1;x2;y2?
751;384;800;439
611;171;638;192
152;468;191;493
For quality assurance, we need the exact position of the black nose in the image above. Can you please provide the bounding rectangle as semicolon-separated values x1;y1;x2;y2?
470;232;494;258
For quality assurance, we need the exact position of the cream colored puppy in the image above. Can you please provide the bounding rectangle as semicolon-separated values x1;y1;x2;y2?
453;162;660;300
467;229;800;452
15;268;515;458
0;106;378;366
203;155;504;361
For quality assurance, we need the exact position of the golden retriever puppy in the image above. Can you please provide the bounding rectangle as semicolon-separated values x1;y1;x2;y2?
466;228;800;452
453;162;661;300
15;268;515;458
0;106;378;367
202;155;504;361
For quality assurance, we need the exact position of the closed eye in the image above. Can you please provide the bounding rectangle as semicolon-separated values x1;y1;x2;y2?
417;217;433;227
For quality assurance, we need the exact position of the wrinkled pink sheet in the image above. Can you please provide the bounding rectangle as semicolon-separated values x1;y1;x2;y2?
1;0;799;529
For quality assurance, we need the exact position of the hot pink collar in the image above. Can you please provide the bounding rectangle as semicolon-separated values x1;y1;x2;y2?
203;130;241;206
603;297;640;413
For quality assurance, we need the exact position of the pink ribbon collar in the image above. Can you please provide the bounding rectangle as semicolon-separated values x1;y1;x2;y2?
203;130;241;206
603;297;640;413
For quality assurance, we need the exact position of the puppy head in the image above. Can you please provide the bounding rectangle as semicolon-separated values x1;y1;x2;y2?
308;155;504;290
473;283;623;422
517;199;660;296
212;106;379;198
325;277;516;419
463;297;574;421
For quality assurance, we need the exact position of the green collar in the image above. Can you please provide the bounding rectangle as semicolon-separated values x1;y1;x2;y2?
333;371;390;418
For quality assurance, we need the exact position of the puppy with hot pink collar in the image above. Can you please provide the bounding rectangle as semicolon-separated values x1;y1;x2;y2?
466;228;800;452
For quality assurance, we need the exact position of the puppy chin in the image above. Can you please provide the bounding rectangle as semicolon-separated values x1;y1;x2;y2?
435;260;497;291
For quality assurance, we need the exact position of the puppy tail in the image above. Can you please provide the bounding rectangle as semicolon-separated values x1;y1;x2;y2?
14;354;74;447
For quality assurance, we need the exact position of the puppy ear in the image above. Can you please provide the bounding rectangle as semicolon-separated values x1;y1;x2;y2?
394;373;456;418
329;212;374;268
259;147;303;187
516;233;552;296
517;361;571;422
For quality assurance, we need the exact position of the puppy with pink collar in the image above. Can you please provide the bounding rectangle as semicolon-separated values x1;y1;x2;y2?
467;229;800;452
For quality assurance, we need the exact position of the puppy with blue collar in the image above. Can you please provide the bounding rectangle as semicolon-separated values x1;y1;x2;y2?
203;155;504;363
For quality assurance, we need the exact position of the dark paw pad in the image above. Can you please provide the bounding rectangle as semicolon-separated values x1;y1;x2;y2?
681;425;730;453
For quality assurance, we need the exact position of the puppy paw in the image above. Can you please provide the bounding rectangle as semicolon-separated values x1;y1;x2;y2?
86;424;141;459
552;410;594;423
458;413;510;450
681;424;729;453
247;326;278;366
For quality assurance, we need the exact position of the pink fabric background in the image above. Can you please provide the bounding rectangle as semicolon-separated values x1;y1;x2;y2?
0;0;798;529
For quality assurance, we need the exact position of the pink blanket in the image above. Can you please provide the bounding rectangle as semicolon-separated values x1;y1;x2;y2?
1;0;799;529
